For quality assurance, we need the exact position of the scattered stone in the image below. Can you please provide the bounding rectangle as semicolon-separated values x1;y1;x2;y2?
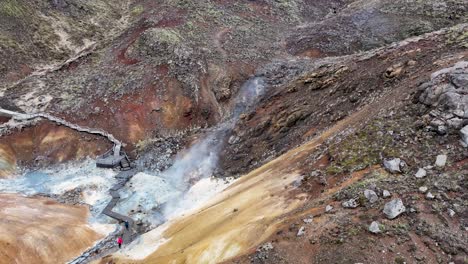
447;117;464;129
407;60;417;66
364;189;379;203
325;205;333;213
342;198;359;208
436;125;448;135
382;190;391;198
228;135;240;145
460;125;468;147
435;155;447;167
415;168;427;179
424;165;434;170
383;198;406;219
448;208;456;217
419;186;428;193
297;226;306;237
426;192;435;200
369;221;381;234
383;158;404;173
257;242;274;252
303;217;314;224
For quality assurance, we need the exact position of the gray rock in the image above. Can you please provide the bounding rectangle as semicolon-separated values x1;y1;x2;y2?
415;168;427;178
258;242;274;251
426;192;435;200
460;125;468;147
228;135;240;145
447;117;464;129
419;186;428;193
325;205;333;213
383;198;406;219
297;226;306;237
436;125;448;135
368;221;381;234
342;198;359;208
364;189;378;203
382;190;391;198
450;72;468;88
383;158;403;173
303;217;314;224
435;155;447;167
448;208;456;217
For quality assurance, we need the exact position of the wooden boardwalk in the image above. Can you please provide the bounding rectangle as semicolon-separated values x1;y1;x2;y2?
0;108;141;263
102;168;138;244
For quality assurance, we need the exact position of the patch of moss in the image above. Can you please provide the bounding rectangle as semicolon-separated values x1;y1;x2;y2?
347;226;361;236
0;0;26;18
270;0;302;22
334;171;388;200
130;4;144;17
156;29;182;44
327;120;400;175
0;35;20;50
446;26;468;48
395;256;406;264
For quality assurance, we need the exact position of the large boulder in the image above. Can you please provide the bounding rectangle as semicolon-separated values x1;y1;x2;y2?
383;198;406;219
364;189;379;203
460;125;468;147
418;61;468;136
383;158;404;173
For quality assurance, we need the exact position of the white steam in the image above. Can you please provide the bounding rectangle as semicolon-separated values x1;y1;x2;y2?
116;77;267;224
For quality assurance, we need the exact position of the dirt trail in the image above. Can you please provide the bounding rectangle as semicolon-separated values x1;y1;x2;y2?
1;43;96;94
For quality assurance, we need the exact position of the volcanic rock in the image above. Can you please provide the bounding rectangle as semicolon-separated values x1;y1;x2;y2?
383;199;406;219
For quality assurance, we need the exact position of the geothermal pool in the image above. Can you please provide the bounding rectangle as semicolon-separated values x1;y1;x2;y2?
0;158;235;234
0;77;265;262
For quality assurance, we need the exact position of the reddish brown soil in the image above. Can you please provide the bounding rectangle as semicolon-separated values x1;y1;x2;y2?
0;122;111;175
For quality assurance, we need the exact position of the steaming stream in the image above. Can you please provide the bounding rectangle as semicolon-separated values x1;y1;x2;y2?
0;77;267;255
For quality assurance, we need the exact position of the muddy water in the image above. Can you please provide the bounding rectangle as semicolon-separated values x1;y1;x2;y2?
0;159;117;226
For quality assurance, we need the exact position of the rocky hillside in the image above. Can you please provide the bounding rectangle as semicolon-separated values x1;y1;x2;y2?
99;23;467;264
1;0;467;172
0;0;466;263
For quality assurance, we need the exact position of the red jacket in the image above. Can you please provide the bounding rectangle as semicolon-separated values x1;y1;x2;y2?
117;237;123;244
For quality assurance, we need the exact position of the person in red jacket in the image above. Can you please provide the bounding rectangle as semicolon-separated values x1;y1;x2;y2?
117;236;123;249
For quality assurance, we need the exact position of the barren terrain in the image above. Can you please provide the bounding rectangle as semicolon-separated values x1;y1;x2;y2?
0;0;466;263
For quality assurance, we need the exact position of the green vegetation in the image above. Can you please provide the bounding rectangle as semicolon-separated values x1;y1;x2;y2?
271;0;302;22
446;26;468;48
334;171;388;201
0;35;20;50
130;4;144;17
154;29;183;44
347;226;361;236
326;120;400;175
0;0;26;17
394;256;406;264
